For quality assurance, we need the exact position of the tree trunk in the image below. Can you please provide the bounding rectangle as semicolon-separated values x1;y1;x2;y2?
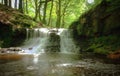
2;0;4;4
56;0;61;28
4;0;8;6
47;0;54;26
62;1;70;27
25;0;28;14
38;0;42;21
19;0;23;13
34;0;38;20
14;0;17;9
8;0;11;7
43;0;48;24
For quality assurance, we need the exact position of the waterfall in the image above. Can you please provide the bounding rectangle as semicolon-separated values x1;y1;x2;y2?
21;28;80;54
21;28;49;53
59;29;80;53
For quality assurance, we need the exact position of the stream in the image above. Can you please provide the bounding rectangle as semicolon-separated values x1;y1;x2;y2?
0;53;120;76
0;28;120;76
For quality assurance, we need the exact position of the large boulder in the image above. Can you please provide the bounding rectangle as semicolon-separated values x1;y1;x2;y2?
45;29;60;52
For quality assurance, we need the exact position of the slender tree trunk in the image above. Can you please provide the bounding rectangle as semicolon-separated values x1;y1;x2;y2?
14;0;17;9
62;7;66;27
19;0;23;13
38;0;42;21
25;0;28;14
56;0;61;28
34;0;38;20
8;0;11;7
43;0;48;24
47;0;53;26
62;1;70;27
4;0;8;6
2;0;4;4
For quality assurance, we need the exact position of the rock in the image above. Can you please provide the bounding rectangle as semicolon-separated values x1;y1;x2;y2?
8;47;22;51
0;47;23;53
0;48;7;53
45;29;60;52
28;47;33;50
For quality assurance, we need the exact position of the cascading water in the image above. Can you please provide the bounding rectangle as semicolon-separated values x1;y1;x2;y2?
21;28;80;54
21;28;49;53
59;29;80;53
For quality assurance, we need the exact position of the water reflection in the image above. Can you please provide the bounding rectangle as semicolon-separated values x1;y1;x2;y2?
0;53;120;76
33;54;39;64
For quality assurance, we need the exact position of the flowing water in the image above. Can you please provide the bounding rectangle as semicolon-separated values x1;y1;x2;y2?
0;28;120;76
21;28;80;53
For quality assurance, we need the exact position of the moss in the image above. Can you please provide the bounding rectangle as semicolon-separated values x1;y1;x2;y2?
94;47;110;55
86;35;120;55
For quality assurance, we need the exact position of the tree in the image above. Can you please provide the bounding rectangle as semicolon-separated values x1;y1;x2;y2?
19;0;24;13
56;0;61;28
2;0;4;4
38;0;42;20
25;0;29;14
61;0;71;27
43;0;48;24
4;0;8;6
47;0;54;26
8;0;11;7
14;0;17;9
34;0;38;20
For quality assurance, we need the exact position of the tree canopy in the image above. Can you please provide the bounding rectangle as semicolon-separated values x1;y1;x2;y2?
0;0;101;28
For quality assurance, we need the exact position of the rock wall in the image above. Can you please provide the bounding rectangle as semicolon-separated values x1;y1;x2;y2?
70;0;120;37
69;0;120;54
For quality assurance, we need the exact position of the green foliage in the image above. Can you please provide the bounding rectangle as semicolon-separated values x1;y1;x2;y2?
22;0;98;28
94;47;110;55
0;0;103;28
87;35;120;55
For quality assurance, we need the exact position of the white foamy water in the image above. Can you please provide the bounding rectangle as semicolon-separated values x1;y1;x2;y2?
21;28;80;54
